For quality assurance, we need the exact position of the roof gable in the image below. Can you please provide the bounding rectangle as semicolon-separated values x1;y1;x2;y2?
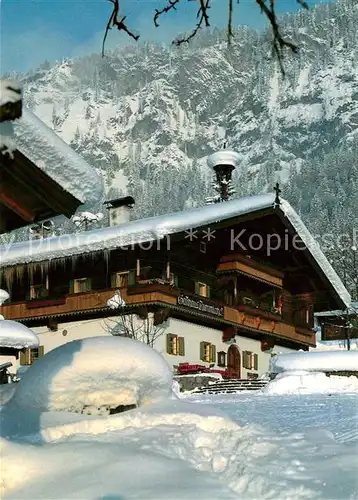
0;193;351;309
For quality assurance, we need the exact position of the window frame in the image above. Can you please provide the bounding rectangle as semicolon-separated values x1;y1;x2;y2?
73;277;92;294
166;333;185;356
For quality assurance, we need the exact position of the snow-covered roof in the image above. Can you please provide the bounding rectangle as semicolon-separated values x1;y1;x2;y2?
0;193;274;266
0;80;21;107
270;350;358;373
0;319;39;349
279;200;351;309
12;107;103;206
0;193;351;308
315;301;358;318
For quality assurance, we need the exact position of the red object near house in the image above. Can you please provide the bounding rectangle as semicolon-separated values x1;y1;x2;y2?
176;362;236;379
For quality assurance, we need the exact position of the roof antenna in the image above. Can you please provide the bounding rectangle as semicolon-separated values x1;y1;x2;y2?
274;182;281;206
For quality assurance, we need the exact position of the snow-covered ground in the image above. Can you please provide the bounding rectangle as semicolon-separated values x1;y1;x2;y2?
1;338;357;499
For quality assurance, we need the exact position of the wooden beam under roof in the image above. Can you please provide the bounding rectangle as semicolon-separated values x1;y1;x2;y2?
0;149;82;233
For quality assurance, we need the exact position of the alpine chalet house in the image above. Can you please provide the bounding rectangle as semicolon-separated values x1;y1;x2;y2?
0;150;351;378
0;80;103;233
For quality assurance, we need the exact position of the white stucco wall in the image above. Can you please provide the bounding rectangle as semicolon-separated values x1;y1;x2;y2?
3;317;110;374
2;314;295;379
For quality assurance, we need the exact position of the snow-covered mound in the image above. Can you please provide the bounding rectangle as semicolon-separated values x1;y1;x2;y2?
0;399;240;499
11;336;173;413
270;350;358;373
264;370;358;395
0;384;16;405
0;320;39;349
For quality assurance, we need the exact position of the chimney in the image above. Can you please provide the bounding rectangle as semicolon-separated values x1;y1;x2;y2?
206;149;240;204
103;196;135;227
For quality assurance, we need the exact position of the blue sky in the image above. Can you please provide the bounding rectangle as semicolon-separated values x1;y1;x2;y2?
1;0;330;74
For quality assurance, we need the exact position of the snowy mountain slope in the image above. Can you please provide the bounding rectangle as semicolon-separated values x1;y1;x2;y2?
19;0;357;218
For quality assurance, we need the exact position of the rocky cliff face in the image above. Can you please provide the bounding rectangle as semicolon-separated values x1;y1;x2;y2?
21;0;357;220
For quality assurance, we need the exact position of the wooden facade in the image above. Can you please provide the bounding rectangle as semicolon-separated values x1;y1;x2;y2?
0;207;343;351
0;150;81;233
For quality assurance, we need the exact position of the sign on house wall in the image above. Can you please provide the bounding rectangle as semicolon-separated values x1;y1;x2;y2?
177;295;224;317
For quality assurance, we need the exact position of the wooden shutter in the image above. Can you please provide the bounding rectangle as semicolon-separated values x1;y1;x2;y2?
166;334;173;354
210;344;216;363
178;337;185;356
242;351;246;368
207;285;211;299
253;353;258;370
128;270;136;285
111;273;117;288
20;349;28;365
243;351;250;369
200;341;206;361
38;345;45;358
69;279;74;294
195;282;200;295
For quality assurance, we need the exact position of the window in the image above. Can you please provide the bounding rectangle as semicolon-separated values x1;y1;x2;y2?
195;282;210;298
111;272;129;288
166;334;185;356
30;284;48;299
243;351;258;370
217;351;226;367
70;278;92;294
20;345;45;366
200;341;216;363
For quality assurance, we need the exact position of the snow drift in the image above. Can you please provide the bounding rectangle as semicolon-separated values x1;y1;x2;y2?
0;320;39;349
11;336;173;413
270;350;358;373
264;370;358;395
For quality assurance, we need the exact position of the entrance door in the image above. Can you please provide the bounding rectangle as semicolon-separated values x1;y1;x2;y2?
227;344;241;378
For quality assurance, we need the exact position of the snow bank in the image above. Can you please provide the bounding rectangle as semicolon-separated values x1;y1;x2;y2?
0;384;16;405
264;370;358;395
1;399;240;499
11;336;173;413
270;350;358;373
0;320;39;349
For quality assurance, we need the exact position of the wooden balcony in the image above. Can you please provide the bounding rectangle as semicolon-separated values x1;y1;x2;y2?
224;306;315;346
217;254;284;288
1;282;315;347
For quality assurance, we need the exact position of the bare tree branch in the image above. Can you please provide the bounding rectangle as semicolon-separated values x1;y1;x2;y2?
102;0;139;57
154;0;181;27
105;305;167;347
256;0;299;75
174;0;211;46
228;0;234;46
103;0;310;72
